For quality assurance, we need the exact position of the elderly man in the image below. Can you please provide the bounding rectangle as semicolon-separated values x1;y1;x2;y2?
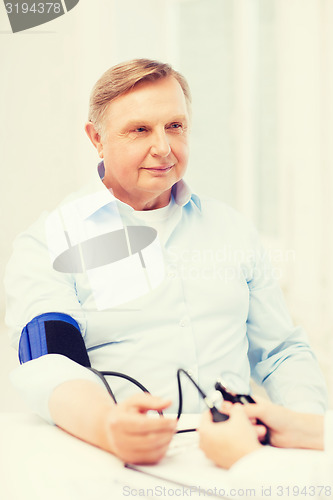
5;59;327;464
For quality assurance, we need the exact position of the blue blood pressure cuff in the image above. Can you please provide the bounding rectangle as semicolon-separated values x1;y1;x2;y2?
19;313;91;367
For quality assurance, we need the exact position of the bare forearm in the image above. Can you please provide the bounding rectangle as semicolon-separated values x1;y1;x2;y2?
48;380;177;464
49;379;115;452
292;412;324;450
245;401;325;451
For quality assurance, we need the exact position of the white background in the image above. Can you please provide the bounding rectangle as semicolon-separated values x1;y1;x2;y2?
1;0;333;410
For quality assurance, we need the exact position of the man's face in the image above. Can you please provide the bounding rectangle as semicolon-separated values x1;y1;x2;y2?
93;76;190;210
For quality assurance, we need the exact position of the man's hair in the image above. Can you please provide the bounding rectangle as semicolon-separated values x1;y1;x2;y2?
88;58;191;136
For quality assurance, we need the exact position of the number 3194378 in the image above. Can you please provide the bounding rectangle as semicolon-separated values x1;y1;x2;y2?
5;3;62;14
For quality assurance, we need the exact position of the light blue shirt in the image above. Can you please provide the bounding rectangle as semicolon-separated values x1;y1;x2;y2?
5;167;327;421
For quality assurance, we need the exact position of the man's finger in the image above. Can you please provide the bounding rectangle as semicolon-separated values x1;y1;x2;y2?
122;430;175;451
110;411;177;435
123;393;173;412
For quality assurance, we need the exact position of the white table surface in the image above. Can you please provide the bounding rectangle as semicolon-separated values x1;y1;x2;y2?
2;412;332;500
0;413;215;500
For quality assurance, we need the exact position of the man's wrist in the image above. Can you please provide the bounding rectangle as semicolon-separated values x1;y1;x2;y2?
98;404;119;455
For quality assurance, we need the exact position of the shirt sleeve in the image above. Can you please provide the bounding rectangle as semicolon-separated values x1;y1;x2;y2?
4;212;87;347
4;213;94;422
10;354;106;424
246;232;328;414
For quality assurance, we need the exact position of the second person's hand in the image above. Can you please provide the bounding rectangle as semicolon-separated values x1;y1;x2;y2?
244;399;324;450
199;403;262;469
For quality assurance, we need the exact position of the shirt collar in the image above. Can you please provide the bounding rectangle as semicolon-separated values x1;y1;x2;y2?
171;179;201;211
79;161;202;220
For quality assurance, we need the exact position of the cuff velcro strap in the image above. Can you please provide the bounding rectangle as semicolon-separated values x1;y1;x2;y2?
19;313;91;367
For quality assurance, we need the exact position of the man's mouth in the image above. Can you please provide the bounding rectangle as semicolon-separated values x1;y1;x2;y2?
142;165;174;173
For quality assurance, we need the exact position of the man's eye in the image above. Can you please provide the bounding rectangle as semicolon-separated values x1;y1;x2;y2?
168;123;184;131
134;127;147;133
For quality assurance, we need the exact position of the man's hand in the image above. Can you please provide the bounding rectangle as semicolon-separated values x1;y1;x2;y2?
198;404;262;469
103;393;177;464
244;399;324;451
49;380;176;465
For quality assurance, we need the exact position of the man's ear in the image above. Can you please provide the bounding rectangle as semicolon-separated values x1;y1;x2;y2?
85;122;104;158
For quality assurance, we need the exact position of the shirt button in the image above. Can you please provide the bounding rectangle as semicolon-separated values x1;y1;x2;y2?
179;317;189;328
168;270;176;279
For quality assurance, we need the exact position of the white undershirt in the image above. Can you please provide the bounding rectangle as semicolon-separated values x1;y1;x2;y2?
133;195;180;243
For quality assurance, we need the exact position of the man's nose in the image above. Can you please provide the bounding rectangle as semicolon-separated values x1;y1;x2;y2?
150;130;171;157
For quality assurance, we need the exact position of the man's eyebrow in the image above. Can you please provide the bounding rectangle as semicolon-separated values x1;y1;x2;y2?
168;115;189;123
167;115;188;124
122;115;189;129
122;120;150;129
